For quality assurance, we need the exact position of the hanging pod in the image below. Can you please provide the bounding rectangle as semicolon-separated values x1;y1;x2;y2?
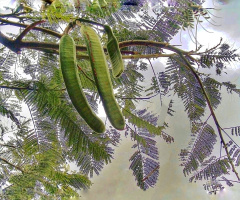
104;25;124;78
80;25;125;130
59;34;105;133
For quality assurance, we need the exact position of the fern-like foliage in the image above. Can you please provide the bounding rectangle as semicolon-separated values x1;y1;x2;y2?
125;109;172;189
188;158;230;182
0;98;20;128
180;123;216;175
116;60;146;108
2;0;240;195
122;107;163;135
202;77;222;110
128;131;160;190
166;56;206;121
0;117;91;199
222;81;240;96
146;71;171;98
200;43;238;75
220;127;240;167
41;0;73;23
0;49;16;80
12;80;111;163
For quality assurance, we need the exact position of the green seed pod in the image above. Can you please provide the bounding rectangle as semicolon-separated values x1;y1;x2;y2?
80;25;125;130
59;34;105;133
104;25;124;78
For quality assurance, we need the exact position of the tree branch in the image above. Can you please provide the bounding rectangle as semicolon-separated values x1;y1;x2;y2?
0;157;24;173
15;20;46;42
0;85;33;90
0;12;27;18
0;143;17;148
0;17;62;38
0;32;145;55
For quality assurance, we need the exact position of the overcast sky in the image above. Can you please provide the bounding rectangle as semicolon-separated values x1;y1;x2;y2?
1;0;240;199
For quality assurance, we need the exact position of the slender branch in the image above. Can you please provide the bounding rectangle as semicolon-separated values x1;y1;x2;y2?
0;17;62;38
119;40;170;49
0;157;24;173
221;128;240;148
0;85;33;90
122;53;177;59
15;20;46;42
0;143;17;148
223;126;240;130
77;64;95;84
0;85;65;92
116;93;159;100
1;32;166;56
197;37;223;55
76;18;104;27
119;40;199;62
0;20;225;60
34;189;51;200
220;139;223;158
0;12;27;18
218;179;240;183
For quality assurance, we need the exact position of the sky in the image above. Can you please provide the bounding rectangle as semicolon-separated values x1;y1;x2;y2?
1;0;240;199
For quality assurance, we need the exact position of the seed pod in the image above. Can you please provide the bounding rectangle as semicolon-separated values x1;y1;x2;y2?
80;25;125;130
59;34;105;133
104;25;124;78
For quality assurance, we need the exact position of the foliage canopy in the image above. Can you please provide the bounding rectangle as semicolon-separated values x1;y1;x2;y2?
0;0;240;198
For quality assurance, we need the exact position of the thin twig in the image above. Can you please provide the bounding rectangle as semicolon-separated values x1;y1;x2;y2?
116;93;159;100
0;85;33;90
221;128;240;148
0;156;24;173
0;17;62;38
0;12;27;18
142;165;159;182
77;64;95;84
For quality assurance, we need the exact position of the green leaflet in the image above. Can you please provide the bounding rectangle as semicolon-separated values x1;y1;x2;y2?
80;25;125;130
98;0;108;7
122;107;163;135
59;34;105;133
104;25;124;77
90;0;104;16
